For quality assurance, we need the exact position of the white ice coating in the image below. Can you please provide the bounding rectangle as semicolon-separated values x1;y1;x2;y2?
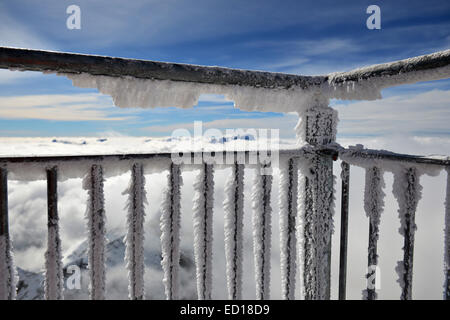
223;163;244;300
82;164;106;300
61;72;323;113
0;234;17;300
278;157;298;300
251;164;272;300
444;167;450;299
44;219;64;300
123;163;147;300
362;166;385;300
160;164;182;300
192;163;214;300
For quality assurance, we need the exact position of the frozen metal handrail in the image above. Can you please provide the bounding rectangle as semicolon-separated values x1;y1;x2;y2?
0;47;449;91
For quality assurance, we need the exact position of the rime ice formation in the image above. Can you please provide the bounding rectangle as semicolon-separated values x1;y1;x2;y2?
82;164;106;300
192;163;214;300
123;163;147;300
223;163;244;300
252;163;273;300
160;164;182;300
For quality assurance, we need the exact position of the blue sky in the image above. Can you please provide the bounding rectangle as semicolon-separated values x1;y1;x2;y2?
0;0;449;138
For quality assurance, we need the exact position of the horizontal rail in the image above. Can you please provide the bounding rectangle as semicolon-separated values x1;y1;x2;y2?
339;148;450;167
1;47;449;91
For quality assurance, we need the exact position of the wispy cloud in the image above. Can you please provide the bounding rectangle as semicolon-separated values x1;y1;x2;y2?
0;93;135;121
335;89;450;137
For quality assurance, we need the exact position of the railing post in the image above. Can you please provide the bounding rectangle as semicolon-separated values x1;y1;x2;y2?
301;101;336;300
0;167;15;300
338;161;350;300
45;166;63;300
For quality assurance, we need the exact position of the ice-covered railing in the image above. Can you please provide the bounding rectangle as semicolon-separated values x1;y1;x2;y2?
0;47;449;300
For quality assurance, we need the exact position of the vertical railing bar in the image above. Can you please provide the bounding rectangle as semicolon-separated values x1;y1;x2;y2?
45;166;63;300
126;162;146;300
444;167;450;300
399;167;418;300
224;161;244;300
338;161;350;300
193;162;214;300
86;164;106;300
0;167;15;300
280;157;297;300
161;162;182;300
252;162;272;300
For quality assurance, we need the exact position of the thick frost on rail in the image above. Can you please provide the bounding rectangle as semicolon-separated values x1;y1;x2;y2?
327;50;450;100
123;163;147;300
279;158;298;300
0;235;17;300
224;163;244;300
192;163;214;300
160;164;182;300
44;217;63;300
83;165;106;300
252;164;272;300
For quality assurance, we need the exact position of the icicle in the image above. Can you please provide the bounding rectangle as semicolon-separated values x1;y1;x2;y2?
124;163;147;300
279;157;298;300
192;163;215;300
444;167;450;300
83;164;106;300
224;163;244;300
160;163;182;300
393;167;421;300
0;167;16;300
252;163;272;300
362;166;385;300
44;167;63;300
